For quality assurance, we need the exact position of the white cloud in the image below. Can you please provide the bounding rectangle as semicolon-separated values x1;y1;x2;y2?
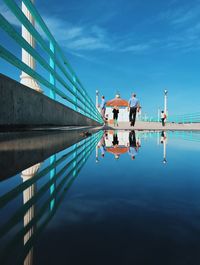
0;2;20;27
42;15;153;55
2;0;200;58
170;8;200;26
121;44;151;53
42;16;112;52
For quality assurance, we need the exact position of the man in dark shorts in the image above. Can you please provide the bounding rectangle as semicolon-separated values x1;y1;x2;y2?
128;93;140;127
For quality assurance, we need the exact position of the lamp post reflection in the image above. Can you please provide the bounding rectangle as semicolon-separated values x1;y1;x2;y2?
160;131;167;164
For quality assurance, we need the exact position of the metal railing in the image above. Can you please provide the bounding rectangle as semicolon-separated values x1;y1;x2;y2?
0;130;103;264
168;112;200;124
140;112;200;123
0;0;103;124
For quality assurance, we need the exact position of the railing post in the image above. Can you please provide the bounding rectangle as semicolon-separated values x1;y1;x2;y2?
72;76;77;111
49;41;56;99
20;0;42;93
73;144;78;177
83;90;87;116
21;163;41;265
50;154;56;210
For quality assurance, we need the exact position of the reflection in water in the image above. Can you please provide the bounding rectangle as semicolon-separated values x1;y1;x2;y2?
0;131;102;265
1;130;200;265
97;130;142;161
22;163;41;265
96;130;200;163
128;131;138;160
160;131;167;164
98;131;107;158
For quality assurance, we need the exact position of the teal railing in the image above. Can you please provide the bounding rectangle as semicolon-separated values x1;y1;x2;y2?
168;112;200;124
0;130;103;265
0;0;103;124
141;112;200;123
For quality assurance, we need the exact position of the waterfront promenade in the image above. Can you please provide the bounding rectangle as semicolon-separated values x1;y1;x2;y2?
20;121;200;131
105;121;200;131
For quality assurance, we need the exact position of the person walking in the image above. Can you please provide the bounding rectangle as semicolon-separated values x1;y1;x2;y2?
112;106;119;126
100;96;106;122
161;110;166;127
128;93;140;127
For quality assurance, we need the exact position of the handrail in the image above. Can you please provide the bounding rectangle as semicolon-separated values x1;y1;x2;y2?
0;0;103;124
141;112;200;123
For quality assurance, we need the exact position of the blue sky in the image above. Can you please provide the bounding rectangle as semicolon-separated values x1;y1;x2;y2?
1;0;200;117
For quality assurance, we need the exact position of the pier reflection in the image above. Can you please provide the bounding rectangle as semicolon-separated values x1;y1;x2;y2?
0;130;103;265
96;130;200;163
97;130;141;161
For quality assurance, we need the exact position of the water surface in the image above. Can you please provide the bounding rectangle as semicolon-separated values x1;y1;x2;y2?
0;130;200;265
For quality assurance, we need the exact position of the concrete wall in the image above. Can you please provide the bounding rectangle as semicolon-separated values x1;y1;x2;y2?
0;74;101;127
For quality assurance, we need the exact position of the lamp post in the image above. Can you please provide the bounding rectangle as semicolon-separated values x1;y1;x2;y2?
20;0;42;93
157;107;160;122
164;89;168;117
96;90;99;110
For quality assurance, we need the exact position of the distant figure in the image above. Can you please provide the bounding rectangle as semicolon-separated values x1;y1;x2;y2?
161;110;167;127
128;93;140;127
127;130;138;160
100;96;106;122
112;106;119;127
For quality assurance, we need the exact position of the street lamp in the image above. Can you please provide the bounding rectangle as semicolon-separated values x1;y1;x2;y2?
96;90;99;109
164;89;168;117
157;107;161;122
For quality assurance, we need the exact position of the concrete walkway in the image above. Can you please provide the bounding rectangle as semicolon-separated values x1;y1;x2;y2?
104;121;200;131
2;123;200;132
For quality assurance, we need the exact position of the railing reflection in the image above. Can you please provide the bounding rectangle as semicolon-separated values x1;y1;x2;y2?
0;131;103;265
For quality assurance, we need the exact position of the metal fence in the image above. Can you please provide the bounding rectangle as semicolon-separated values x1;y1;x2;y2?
0;0;103;124
140;112;200;123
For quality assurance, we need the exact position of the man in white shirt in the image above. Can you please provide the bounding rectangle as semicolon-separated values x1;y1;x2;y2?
128;93;140;127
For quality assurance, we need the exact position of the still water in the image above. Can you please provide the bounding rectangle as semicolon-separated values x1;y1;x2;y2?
0;130;200;265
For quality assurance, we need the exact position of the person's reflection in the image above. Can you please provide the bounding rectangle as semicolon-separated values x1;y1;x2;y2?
127;131;138;160
160;131;167;164
160;131;166;144
112;132;120;159
98;131;107;158
136;135;141;148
